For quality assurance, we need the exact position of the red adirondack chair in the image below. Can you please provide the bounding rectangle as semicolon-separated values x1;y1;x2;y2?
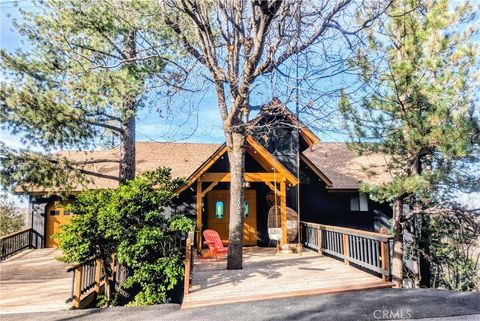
203;229;228;259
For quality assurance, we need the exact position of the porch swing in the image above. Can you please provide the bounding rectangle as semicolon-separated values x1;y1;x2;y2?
267;167;282;247
267;164;299;249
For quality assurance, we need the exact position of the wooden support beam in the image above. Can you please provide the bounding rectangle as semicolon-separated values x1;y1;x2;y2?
280;180;287;245
196;180;202;254
380;227;389;281
264;181;280;196
94;258;102;293
201;172;285;183
342;234;349;265
201;181;219;197
245;136;298;185
184;238;192;295
73;266;83;309
317;229;323;255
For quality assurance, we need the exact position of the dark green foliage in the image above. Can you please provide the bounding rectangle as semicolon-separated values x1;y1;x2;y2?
0;195;25;236
428;212;479;291
341;0;478;202
56;168;194;305
0;0;173;191
341;0;479;288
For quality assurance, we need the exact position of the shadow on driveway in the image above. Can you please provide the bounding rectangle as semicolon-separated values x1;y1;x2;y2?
1;289;479;321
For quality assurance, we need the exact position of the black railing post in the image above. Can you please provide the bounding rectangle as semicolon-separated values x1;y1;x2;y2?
28;229;33;248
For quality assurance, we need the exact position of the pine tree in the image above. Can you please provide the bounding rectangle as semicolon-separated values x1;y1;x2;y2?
340;0;479;287
1;0;174;191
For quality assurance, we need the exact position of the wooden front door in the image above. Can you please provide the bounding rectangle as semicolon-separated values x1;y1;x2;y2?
45;202;73;248
207;190;257;246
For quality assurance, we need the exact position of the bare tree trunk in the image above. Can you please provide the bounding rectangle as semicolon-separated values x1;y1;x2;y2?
119;29;137;182
392;197;404;288
226;131;246;270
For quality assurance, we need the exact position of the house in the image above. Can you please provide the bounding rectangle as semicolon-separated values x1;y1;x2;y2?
22;99;392;249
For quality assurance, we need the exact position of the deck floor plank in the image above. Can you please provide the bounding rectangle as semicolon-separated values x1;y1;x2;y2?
0;249;71;314
183;247;393;308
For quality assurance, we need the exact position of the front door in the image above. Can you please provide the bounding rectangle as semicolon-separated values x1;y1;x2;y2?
45;202;73;248
207;190;257;246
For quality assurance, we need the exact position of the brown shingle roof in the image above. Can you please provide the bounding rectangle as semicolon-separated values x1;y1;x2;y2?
302;143;392;189
23;140;391;193
27;142;221;192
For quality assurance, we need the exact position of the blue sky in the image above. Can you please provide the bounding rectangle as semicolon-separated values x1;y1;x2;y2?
1;1;479;208
0;1;351;150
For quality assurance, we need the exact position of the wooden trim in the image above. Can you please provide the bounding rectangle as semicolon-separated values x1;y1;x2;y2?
181;281;394;309
300;154;332;187
94;259;102;293
245;136;298;186
264;181;280;196
317;229;322;255
301;221;393;242
178;135;298;194
201;181;219;197
184;238;192;295
280;180;287;245
301;222;392;280
177;145;228;194
342;234;349;265
0;228;32;240
196;180;202;254
200;172;286;183
299;127;320;146
73;266;83;309
380;227;389;281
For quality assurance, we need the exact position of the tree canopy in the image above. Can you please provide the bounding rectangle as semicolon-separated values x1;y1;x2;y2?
340;0;479;287
1;0;180;191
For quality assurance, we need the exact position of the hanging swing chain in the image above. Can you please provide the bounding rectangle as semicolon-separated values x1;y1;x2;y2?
273;159;279;228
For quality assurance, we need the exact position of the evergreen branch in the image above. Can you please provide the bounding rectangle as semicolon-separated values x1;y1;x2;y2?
84;120;123;133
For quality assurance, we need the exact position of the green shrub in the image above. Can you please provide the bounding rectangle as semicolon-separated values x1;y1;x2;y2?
56;167;194;305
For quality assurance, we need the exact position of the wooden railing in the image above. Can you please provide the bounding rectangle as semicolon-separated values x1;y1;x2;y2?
0;228;44;261
67;256;120;309
184;237;193;295
301;221;393;281
68;231;190;308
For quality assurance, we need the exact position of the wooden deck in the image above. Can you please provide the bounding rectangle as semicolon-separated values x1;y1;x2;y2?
182;247;394;308
0;248;71;314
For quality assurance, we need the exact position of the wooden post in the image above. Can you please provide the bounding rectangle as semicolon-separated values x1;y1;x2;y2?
196;180;202;254
317;228;323;255
280;179;287;245
110;256;116;281
380;227;389;281
94;258;102;293
184;238;191;295
342;234;349;265
73;266;83;309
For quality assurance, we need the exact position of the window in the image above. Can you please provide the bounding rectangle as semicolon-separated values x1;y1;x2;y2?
50;210;60;216
274;128;292;153
350;193;368;212
64;211;72;215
